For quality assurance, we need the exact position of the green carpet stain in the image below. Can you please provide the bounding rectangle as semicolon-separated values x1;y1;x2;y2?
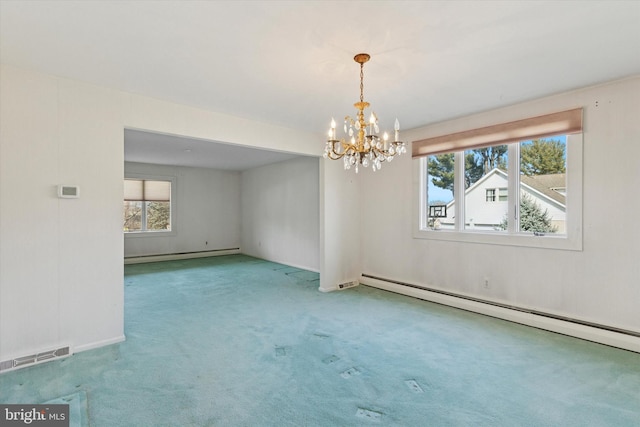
322;355;339;364
404;379;424;393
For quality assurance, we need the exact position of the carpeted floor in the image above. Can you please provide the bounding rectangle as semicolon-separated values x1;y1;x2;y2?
1;254;639;426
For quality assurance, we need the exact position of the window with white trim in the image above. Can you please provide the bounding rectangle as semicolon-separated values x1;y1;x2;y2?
486;189;496;202
414;109;583;250
123;179;172;233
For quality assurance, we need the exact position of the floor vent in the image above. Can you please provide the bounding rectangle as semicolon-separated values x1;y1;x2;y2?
338;281;358;290
0;346;71;373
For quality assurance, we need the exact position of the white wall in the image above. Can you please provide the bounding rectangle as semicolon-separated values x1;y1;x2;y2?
241;157;319;271
0;64;322;361
0;65;126;358
319;158;362;292
124;162;241;258
360;76;640;334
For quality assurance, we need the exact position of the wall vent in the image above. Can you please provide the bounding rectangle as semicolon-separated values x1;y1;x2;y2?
338;281;359;290
0;346;71;373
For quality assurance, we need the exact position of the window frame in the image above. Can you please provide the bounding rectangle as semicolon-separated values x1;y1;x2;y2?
413;133;583;251
124;174;177;238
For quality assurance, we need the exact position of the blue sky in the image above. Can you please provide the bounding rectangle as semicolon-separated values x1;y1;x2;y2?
428;180;453;204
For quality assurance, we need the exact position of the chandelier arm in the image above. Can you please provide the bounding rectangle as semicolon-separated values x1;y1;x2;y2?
324;140;355;159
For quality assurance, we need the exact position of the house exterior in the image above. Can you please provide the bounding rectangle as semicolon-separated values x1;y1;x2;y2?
437;168;566;232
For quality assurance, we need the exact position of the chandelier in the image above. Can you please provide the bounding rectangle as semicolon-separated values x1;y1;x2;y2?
323;53;407;172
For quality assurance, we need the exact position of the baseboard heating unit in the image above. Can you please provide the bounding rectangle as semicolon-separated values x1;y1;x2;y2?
0;346;72;374
360;274;640;354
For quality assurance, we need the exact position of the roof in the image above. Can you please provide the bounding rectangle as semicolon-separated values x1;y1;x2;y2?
444;169;566;209
520;173;566;205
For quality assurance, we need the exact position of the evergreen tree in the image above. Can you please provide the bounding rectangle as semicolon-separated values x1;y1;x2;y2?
464;152;484;189
520;138;566;176
427;153;455;194
499;194;557;233
427;152;487;195
474;145;508;175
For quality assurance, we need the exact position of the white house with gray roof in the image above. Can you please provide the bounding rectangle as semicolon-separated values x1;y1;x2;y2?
439;168;566;232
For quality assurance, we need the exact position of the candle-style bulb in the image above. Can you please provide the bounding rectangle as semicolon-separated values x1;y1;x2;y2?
331;118;336;129
369;113;376;124
394;118;400;142
383;132;389;141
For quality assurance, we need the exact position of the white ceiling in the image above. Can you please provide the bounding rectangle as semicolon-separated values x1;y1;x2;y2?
2;0;639;170
124;129;300;171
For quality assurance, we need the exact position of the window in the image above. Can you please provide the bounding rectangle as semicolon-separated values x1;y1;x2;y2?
413;109;583;250
124;179;172;233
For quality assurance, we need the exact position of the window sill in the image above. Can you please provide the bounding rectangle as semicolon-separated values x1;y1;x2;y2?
412;227;582;251
124;230;177;238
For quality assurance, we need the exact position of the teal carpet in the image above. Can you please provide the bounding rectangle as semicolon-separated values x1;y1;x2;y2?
44;391;89;427
1;255;639;426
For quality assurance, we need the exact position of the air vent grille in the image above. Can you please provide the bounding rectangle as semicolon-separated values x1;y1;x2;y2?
338;281;358;290
0;346;71;373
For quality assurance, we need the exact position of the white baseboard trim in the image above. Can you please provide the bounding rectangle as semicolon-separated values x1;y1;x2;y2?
124;248;241;264
360;275;640;354
73;335;126;354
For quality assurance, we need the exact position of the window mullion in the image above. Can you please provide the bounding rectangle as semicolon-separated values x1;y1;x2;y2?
141;201;148;231
454;151;465;231
507;143;520;234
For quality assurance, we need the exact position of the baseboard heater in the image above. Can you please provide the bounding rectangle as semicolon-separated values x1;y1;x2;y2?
124;248;240;264
0;346;71;374
360;274;640;353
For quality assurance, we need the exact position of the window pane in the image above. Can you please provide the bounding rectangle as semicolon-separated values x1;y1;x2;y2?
498;188;508;202
123;201;142;232
519;136;566;234
426;154;454;230
123;179;172;233
145;201;171;231
464;145;508;231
